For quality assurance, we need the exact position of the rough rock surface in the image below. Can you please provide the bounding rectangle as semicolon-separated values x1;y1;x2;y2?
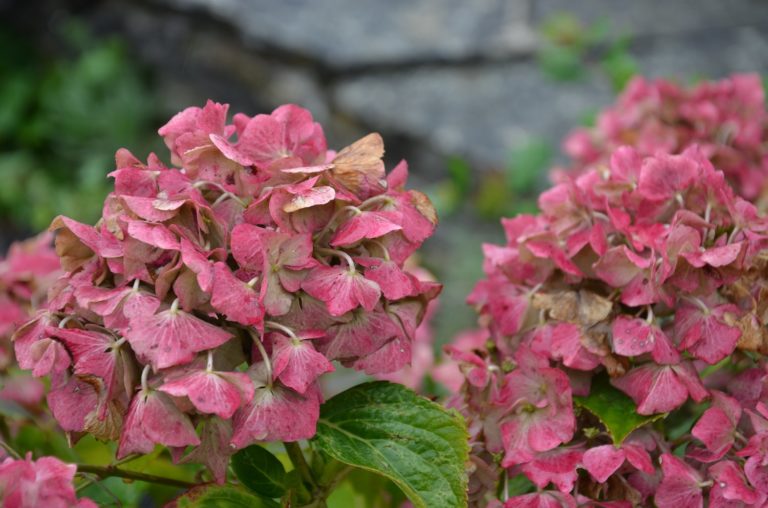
5;0;768;342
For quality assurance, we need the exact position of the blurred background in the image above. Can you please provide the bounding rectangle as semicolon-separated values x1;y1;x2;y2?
2;0;768;365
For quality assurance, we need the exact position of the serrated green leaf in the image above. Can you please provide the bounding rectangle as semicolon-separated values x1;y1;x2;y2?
575;373;664;444
232;444;287;498
312;381;469;508
174;485;278;508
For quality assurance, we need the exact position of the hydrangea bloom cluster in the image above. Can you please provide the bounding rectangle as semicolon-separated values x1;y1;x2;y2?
0;234;60;413
450;144;768;506
14;102;439;482
0;454;95;507
559;74;768;201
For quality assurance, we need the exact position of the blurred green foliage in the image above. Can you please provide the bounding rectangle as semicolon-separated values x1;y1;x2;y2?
431;138;551;221
538;13;639;92
0;21;160;232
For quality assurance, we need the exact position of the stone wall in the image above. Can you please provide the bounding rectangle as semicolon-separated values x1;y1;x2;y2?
5;0;768;345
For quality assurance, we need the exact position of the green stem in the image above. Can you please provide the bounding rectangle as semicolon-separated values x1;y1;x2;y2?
75;464;198;489
313;464;352;505
285;442;318;490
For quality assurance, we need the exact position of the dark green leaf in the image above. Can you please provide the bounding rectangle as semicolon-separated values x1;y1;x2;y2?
231;445;287;498
507;473;536;497
175;485;278;508
313;381;469;508
575;373;664;444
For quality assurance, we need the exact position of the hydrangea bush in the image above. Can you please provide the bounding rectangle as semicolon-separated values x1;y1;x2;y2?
447;74;768;506
7;102;470;507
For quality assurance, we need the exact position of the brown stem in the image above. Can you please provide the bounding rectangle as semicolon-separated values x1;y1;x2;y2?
76;464;198;489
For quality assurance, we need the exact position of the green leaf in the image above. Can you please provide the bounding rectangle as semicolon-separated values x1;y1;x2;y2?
506;139;552;194
232;444;287;498
600;37;638;92
506;473;536;497
175;485;279;508
313;381;469;508
575;373;665;444
446;156;472;195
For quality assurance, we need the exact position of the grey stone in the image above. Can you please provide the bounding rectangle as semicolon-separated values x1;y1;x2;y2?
334;62;615;171
633;27;768;79
533;0;768;39
157;0;537;68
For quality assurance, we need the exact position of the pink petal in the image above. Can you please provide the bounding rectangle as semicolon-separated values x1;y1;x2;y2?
675;303;742;364
47;376;99;432
638;153;699;201
356;257;415;300
118;389;200;459
321;307;401;360
709;460;758;505
230;223;267;271
160;369;253;419
505;491;577;508
124;308;233;369
283;186;336;213
126;221;180;250
271;334;334;394
622;442;654;474
583;445;626;483
520;447;583;492
178;417;234;484
655;454;703;508
120;195;184;222
549;322;601;371
349;335;411;375
302;266;381;316
230;370;321;448
611;364;689;415
211;262;264;327
593;246;646;287
331;210;402;246
28;339;71;377
48;327;119;396
689;391;741;462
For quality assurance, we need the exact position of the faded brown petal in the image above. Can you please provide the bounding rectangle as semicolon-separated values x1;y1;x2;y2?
578;290;613;326
331;133;386;195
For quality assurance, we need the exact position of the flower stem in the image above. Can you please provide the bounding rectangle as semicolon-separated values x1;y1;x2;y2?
285;441;317;491
317;248;356;273
75;464;198;489
249;330;273;381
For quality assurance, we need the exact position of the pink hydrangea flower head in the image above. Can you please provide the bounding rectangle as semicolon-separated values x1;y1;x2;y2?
15;102;440;482
0;454;96;507
449;85;768;505
558;74;768;202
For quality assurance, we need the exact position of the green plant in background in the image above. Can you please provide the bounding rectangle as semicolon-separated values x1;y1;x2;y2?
537;12;639;92
431;139;551;221
476;138;551;219
0;22;159;232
